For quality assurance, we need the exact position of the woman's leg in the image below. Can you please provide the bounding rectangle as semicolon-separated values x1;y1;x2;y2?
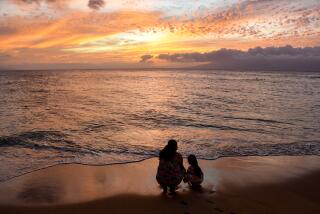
161;184;168;192
168;185;176;194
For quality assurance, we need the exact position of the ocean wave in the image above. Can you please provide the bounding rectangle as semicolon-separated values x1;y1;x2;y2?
201;141;320;159
2;130;319;160
222;116;293;125
0;131;159;157
1;69;319;183
128;111;280;135
0;139;319;183
0;131;98;156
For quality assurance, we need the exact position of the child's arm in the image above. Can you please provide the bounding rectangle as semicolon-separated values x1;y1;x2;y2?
183;167;191;183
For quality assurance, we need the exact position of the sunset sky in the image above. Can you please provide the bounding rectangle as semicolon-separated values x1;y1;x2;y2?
0;0;319;70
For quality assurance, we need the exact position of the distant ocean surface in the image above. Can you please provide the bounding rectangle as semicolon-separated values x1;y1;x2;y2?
0;69;320;181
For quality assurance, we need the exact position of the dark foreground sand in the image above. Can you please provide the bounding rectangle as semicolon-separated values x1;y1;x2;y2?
0;156;320;214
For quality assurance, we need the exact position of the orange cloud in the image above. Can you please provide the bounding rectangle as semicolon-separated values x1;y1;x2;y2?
1;0;319;68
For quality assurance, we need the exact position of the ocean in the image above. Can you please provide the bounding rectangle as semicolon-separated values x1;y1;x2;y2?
0;69;319;181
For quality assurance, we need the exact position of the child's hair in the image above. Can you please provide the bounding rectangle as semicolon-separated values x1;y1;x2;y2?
188;154;203;178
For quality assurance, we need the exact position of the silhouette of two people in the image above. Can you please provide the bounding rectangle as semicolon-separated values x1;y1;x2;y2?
156;140;203;194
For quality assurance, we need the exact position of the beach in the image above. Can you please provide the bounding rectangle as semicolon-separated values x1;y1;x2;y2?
0;155;319;214
1;1;320;213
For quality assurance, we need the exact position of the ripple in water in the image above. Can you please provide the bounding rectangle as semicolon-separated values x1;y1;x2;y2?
0;69;319;181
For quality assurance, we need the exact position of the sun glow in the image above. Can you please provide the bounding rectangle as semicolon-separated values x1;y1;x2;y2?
64;29;169;53
0;0;319;68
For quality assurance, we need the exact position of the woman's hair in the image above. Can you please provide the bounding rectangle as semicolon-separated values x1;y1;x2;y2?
159;139;177;160
188;154;202;178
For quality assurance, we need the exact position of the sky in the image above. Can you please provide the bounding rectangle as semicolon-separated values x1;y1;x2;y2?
0;0;319;70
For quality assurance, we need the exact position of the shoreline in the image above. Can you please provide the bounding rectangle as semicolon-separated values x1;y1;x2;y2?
0;155;320;214
1;154;319;184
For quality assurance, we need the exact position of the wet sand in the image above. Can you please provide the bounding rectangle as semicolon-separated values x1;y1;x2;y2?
0;156;320;214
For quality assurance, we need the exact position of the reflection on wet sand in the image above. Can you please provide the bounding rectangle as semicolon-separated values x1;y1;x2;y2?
17;184;60;204
0;156;319;214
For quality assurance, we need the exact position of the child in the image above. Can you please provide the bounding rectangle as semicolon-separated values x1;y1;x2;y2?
185;154;204;188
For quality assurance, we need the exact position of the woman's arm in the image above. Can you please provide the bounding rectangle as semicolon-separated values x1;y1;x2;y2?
177;153;186;172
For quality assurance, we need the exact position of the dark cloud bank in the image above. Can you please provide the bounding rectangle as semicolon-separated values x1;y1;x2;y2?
88;0;105;10
143;45;320;72
139;54;153;63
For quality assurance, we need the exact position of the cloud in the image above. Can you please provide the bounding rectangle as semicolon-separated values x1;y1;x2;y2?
0;27;17;35
11;0;105;10
0;11;165;65
88;0;105;10
0;53;11;62
6;0;320;41
156;45;320;72
11;0;67;6
0;11;163;51
2;0;320;68
139;54;153;63
158;49;244;63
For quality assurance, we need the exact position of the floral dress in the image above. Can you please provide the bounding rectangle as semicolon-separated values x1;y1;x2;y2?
156;153;185;186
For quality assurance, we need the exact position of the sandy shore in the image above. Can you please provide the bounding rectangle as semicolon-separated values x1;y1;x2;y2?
0;155;320;214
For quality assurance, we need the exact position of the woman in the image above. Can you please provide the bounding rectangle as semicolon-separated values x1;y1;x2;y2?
156;139;186;194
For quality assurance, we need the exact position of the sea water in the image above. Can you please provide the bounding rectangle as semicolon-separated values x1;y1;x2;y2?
0;69;319;181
